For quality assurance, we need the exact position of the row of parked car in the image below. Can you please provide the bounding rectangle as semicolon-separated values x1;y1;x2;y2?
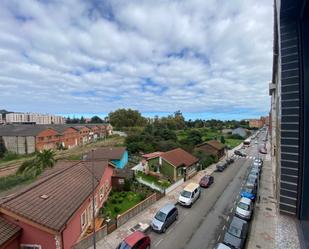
215;157;263;249
216;157;235;172
117;140;266;249
117;174;215;249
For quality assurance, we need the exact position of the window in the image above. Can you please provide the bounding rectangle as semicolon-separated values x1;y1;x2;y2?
81;211;86;230
21;245;41;249
118;179;125;184
99;186;104;200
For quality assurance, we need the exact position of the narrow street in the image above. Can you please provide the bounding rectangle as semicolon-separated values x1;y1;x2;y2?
149;135;265;249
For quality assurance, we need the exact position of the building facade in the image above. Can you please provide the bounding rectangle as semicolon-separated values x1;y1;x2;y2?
4;113;65;125
0;160;114;249
270;0;309;246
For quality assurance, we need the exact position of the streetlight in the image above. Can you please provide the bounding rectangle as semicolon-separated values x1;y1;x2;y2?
91;149;96;249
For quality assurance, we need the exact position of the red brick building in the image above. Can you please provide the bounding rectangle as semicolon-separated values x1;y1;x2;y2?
0;160;114;249
195;140;226;160
36;128;61;151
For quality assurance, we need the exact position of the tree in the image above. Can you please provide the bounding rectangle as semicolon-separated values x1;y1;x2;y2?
186;130;203;145
0;137;6;158
220;136;226;144
108;109;147;128
90;115;103;123
80;116;86;124
17;149;56;176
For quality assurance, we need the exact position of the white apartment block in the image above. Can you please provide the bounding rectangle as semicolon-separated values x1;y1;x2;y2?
5;113;65;124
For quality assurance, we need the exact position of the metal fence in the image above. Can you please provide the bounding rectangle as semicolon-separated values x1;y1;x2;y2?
73;224;107;249
116;193;157;227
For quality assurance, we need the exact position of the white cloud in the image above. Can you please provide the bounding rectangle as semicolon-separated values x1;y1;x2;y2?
0;0;273;118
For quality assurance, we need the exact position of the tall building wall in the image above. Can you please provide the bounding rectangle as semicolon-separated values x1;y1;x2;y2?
4;113;65;124
271;0;309;245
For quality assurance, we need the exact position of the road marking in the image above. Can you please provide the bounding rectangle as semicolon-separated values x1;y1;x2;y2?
230;207;234;213
217;235;221;241
154;239;163;247
167;227;174;234
222;225;226;231
234;201;237;205
226;216;230;221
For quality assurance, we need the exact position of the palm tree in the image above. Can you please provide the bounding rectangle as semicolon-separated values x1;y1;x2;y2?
17;149;56;177
36;149;56;170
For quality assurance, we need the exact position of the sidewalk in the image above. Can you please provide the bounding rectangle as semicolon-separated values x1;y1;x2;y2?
246;141;302;249
246;143;277;249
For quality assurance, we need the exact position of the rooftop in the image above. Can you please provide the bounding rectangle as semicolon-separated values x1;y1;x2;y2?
161;148;198;168
86;147;127;161
0;216;21;246
0;160;112;232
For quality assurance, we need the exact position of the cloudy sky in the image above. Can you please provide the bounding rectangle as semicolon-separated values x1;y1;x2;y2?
0;0;273;120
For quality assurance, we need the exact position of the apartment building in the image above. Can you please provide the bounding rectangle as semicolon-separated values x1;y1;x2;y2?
270;0;308;246
4;113;65;124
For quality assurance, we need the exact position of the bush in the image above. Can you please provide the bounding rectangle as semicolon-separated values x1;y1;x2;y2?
114;206;121;213
111;198;117;204
123;179;132;191
1;152;20;161
0;173;35;191
139;192;147;201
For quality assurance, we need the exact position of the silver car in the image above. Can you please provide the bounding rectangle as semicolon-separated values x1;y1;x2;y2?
236;197;253;220
151;203;178;233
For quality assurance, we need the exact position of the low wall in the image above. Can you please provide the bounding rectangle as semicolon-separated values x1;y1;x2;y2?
165;178;184;194
73;224;107;249
136;177;164;193
117;193;157;227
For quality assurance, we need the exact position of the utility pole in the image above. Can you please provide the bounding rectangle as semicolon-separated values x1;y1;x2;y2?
92;149;96;249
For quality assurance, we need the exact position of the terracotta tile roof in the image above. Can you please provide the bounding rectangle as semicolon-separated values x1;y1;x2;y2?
142;152;164;160
161;148;198;168
0;160;110;232
86;147;126;160
197;140;226;150
0;216;21;246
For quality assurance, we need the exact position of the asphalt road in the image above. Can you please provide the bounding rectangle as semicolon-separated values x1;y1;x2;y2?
149;134;265;249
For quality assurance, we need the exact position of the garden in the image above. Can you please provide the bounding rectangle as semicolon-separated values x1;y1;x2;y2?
99;181;155;219
136;171;171;189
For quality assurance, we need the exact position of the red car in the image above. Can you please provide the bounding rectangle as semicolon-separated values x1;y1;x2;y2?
117;231;151;249
199;175;214;188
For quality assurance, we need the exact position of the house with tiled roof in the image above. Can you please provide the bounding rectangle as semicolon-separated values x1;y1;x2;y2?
146;148;199;182
85;147;128;169
0;160;114;249
195;140;226;160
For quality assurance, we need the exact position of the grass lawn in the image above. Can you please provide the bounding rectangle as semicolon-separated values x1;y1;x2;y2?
225;139;243;149
101;191;146;218
136;171;171;188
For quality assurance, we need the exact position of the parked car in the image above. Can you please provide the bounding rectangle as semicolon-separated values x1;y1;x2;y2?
254;158;263;167
228;157;235;164
216;162;226;172
199;175;214;188
117;231;151;249
245;175;257;189
223;216;249;249
178;183;201;207
234;150;247;157
235;197;254;221
214;243;232;249
151;203;178;233
240;186;257;201
259;147;267;154
250;168;260;179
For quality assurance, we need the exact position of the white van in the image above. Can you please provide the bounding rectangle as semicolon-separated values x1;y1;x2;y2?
178;183;200;207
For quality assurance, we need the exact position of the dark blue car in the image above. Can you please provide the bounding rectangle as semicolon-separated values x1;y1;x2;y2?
240;187;256;201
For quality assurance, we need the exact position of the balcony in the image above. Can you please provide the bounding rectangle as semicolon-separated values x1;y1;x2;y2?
269;82;276;95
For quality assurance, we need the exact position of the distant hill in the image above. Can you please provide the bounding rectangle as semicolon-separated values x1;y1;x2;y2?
0;109;10;114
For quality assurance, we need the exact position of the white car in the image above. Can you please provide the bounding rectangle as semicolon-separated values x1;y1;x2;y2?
178;183;200;207
235;197;253;221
